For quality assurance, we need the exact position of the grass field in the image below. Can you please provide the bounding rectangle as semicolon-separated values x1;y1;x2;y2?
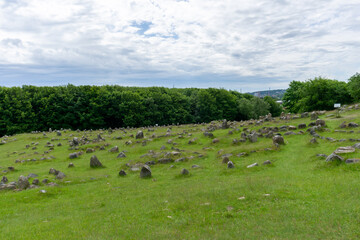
1;107;360;239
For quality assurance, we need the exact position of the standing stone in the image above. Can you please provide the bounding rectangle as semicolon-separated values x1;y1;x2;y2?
90;155;103;168
227;161;235;168
181;168;189;175
119;170;127;176
72;137;80;146
18;175;30;190
140;165;152;178
248;133;257;143
310;112;318;120
221;119;229;129
136;131;144;139
310;138;318;144
56;131;62;136
272;135;285;145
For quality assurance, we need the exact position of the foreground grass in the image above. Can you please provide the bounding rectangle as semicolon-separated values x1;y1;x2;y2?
1;109;360;239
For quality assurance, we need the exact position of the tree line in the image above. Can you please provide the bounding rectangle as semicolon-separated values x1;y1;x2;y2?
0;85;282;136
283;73;360;113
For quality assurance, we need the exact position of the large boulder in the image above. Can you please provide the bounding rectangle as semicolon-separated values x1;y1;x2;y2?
140;165;152;178
272;135;285;145
136;131;144;139
90;155;103;168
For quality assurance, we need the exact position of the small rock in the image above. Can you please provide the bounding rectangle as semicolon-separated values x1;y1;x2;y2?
192;165;200;168
28;173;38;178
32;179;39;185
117;152;126;158
56;172;66;179
263;160;272;165
119;170;127;176
68;163;75;168
227;161;235;168
310;138;318;144
42;179;49;184
247;163;258;168
180;168;189;175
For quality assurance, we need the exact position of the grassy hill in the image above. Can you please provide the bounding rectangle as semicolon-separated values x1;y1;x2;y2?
1;105;360;239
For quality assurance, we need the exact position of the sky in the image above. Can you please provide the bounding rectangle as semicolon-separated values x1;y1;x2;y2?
0;0;359;92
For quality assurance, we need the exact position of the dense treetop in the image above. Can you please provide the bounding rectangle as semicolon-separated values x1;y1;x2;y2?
0;85;277;136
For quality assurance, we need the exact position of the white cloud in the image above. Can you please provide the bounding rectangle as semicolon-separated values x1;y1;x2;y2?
0;0;359;90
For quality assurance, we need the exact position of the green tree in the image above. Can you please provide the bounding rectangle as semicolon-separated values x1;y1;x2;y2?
348;73;360;101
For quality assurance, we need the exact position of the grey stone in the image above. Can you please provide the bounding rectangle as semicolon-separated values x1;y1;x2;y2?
42;179;49;184
272;135;285;145
298;123;307;129
136;131;144;139
348;122;359;128
90;155;103;168
158;158;174;164
117;152;126;158
28;173;38;178
56;172;66;179
69;153;78;159
310;138;318;144
1;176;8;184
227;161;235;168
316;119;326;127
140;165;152;178
191;165;200;168
263;160;272;165
32;179;39;185
175;157;186;162
18;175;30;190
68;162;75;168
345;159;360;164
334;146;355;154
325;153;344;162
181;168;189;175
316;154;328;158
222;157;230;164
248;133;257;143
86;148;95;153
49;168;59;175
247;163;258;168
109;146;119;153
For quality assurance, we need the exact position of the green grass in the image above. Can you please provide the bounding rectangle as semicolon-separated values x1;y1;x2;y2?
2;108;360;239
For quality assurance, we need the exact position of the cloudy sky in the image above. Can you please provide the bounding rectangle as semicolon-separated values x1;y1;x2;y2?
0;0;359;92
